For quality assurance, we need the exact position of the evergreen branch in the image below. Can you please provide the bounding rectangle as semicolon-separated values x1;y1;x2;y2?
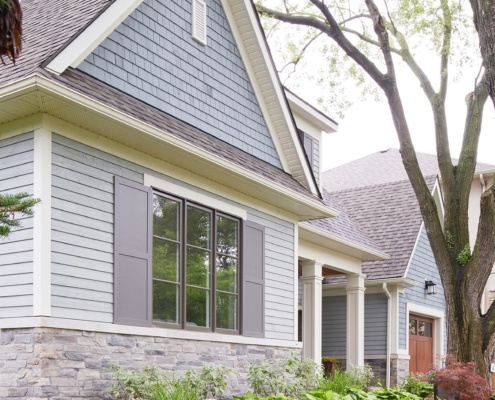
0;193;41;238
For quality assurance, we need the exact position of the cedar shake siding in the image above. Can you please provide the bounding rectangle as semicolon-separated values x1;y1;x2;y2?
49;135;295;340
0;133;34;318
78;0;282;168
399;227;446;350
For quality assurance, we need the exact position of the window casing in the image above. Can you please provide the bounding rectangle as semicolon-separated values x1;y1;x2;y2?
152;191;240;333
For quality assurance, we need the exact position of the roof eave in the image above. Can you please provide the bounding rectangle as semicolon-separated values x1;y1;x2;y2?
299;222;389;261
0;74;337;220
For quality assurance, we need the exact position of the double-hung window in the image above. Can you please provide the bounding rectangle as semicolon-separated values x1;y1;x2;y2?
113;176;264;338
152;192;240;332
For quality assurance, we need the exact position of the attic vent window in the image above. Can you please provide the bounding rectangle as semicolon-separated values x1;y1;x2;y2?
192;0;207;45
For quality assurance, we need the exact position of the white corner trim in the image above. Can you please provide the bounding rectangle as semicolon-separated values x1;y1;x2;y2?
144;174;247;220
293;223;299;342
45;0;145;74
402;222;424;279
33;128;52;316
405;302;445;369
0;317;303;349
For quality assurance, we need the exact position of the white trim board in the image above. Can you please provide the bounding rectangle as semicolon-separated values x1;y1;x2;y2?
144;174;247;220
405;302;445;369
0;317;303;349
45;0;145;74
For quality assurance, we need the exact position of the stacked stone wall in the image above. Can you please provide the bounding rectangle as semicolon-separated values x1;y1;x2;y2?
0;328;299;399
391;357;409;386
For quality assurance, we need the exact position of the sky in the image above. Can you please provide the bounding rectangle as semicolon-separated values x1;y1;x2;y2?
262;3;495;172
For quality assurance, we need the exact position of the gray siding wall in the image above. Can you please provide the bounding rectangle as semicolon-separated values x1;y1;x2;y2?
51;136;295;340
322;293;388;357
247;210;294;341
399;226;446;350
0;133;34;318
322;295;346;357
78;0;281;168
51;134;143;322
364;293;387;355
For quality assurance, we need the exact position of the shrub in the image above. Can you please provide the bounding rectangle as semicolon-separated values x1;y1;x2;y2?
433;355;491;400
246;354;323;397
399;373;433;398
108;363;231;400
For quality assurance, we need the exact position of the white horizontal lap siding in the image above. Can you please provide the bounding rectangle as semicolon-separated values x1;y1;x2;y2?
247;210;295;341
51;134;142;323
0;133;35;318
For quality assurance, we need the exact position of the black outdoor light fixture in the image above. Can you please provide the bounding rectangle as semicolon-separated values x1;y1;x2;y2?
425;280;436;295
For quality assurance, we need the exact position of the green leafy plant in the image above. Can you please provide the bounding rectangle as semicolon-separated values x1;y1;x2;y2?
182;363;232;399
246;354;323;397
456;243;471;266
372;387;422;399
151;381;201;400
399;373;433;398
322;356;339;363
0;193;40;238
108;364;171;399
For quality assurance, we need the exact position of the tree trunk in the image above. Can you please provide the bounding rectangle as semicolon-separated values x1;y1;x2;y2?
470;0;495;107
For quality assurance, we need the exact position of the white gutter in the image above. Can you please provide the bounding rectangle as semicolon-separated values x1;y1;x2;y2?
383;283;391;388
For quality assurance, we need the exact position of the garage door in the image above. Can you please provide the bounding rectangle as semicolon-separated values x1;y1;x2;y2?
409;314;434;374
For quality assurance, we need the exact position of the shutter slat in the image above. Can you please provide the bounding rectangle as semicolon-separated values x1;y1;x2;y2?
114;177;152;327
242;221;265;338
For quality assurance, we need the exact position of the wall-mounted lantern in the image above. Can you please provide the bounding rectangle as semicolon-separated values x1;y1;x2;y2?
425;280;436;295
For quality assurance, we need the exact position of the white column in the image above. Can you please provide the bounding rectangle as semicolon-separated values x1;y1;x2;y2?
33;128;52;316
346;273;365;368
301;260;323;363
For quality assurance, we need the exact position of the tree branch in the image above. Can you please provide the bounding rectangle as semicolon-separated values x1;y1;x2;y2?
258;2;390;89
278;32;323;81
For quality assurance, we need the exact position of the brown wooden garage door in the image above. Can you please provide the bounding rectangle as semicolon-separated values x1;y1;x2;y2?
409;314;434;374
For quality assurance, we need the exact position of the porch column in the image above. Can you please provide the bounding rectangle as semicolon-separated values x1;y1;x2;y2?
346;273;365;368
301;260;323;363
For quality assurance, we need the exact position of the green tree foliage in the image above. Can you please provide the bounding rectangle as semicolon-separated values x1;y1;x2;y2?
257;0;495;380
0;192;40;238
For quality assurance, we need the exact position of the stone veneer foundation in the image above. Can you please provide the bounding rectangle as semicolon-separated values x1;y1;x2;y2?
390;357;409;386
0;328;300;399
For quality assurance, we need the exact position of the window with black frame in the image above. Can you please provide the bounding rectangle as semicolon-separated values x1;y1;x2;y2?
151;192;240;333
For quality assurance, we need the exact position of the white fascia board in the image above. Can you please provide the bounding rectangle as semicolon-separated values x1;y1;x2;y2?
324;277;417;291
220;0;318;195
0;75;338;220
299;222;389;261
285;91;338;134
402;222;424;279
45;0;145;74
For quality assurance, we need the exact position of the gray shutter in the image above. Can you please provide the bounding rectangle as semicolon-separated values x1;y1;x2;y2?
114;176;153;327
242;221;265;337
303;133;314;167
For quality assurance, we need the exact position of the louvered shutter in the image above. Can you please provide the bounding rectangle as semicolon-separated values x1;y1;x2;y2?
192;0;207;45
242;221;265;337
114;177;153;327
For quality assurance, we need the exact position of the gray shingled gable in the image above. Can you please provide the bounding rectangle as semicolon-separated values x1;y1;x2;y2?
327;175;437;280
77;0;283;168
324;148;494;192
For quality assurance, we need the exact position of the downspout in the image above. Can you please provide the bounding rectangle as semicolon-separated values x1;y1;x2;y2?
383;283;391;388
480;173;486;192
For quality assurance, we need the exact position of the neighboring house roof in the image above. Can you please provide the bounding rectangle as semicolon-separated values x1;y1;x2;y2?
0;0;327;207
324;148;495;192
328;176;437;280
324;148;441;279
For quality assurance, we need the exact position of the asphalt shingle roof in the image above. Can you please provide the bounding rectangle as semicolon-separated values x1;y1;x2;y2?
307;190;383;254
324;148;495;192
0;0;323;205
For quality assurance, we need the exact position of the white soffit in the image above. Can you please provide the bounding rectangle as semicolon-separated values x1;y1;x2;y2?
285;90;338;134
45;0;145;74
220;0;318;195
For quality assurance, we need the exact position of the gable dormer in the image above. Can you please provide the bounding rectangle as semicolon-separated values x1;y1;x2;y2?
286;90;338;188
